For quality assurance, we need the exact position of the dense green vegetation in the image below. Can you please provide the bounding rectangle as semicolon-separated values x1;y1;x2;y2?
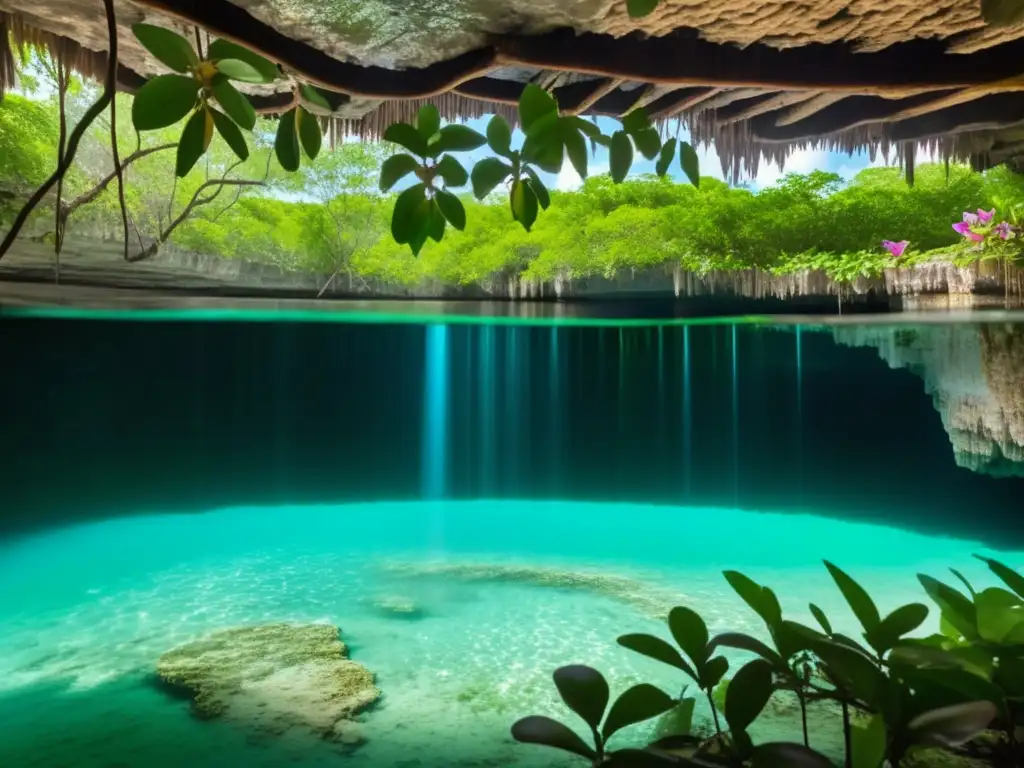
2;79;1023;291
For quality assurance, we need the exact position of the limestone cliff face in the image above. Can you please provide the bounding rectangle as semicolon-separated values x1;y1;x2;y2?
833;324;1024;478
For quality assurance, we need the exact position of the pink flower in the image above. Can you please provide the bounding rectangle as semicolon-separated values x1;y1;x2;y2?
995;221;1014;240
953;221;984;242
962;212;980;226
882;240;909;258
977;209;996;224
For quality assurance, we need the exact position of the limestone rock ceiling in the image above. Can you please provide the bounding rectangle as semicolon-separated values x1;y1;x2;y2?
5;0;1024;177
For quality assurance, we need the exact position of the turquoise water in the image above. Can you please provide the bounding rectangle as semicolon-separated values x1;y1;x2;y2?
0;500;1016;767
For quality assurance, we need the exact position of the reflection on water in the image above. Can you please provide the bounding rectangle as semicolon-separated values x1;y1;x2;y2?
0;311;1022;767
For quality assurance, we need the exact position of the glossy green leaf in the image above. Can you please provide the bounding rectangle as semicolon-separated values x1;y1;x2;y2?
750;743;834;768
470;158;512;199
274;108;300;172
668;606;709;668
510;716;597;760
131;74;198;131
434;189;467;231
813;639;884;705
573;117;601;139
296;107;322;160
208;39;279;83
519;83;558;133
622;108;652;135
633;127;661;160
379;154;420;192
708;632;785;669
391;183;429;245
626;0;660;20
383;122;428;158
866;603;929;653
175;108;210;178
211;79;256;131
712;677;729;715
831;632;873;657
679;141;701;188
850;714;886;768
918;575;979;641
981;0;1024;27
949;568;977;598
511;179;539;232
723;571;782;628
909;701;998;747
825;561;881;633
618;633;698;680
300;83;332;111
975;587;1024;643
702;655;729;689
609;130;633;184
552;665;609;730
724;659;772;733
601;684;675;742
432;124;487;155
416;104;440;139
524;168;550;210
425;201;446;243
655;138;676;177
486;115;513;156
436;155;469;188
975;555;1024;599
131;24;197;73
209;107;248;161
522;131;563;174
809;603;833;636
562;121;588;179
215;58;265;83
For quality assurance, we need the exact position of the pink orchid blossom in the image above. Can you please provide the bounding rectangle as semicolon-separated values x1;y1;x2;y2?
881;240;909;258
977;209;996;224
995;221;1014;240
962;212;980;226
953;221;984;242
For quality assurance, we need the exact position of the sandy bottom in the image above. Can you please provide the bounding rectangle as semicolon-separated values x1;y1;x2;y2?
0;500;1014;767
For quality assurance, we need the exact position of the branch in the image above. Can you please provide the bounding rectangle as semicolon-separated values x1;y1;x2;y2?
64;143;175;217
0;0;118;259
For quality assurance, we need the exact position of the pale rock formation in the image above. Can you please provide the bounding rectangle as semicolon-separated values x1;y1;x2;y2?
157;623;379;742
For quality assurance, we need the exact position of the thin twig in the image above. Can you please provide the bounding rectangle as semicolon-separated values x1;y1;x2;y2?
64;144;176;217
0;0;119;259
194;27;204;60
53;49;68;283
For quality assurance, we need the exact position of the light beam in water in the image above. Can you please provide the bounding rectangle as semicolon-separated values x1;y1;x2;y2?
480;325;495;495
422;324;449;500
731;325;739;504
683;326;692;496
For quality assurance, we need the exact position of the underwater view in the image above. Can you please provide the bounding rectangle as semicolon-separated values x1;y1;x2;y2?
1;314;1023;768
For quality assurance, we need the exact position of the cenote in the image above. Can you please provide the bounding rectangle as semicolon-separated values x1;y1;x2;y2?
0;310;1023;768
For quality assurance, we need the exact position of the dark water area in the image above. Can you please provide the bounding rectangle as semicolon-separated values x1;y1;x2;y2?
1;315;1022;547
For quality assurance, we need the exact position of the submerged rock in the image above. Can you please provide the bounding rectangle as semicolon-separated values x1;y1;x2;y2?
156;623;379;742
368;594;425;619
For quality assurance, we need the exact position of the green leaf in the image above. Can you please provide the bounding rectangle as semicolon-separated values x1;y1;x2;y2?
622;108;652;135
656;697;696;739
437;155;469;188
553;665;609;731
618;633;698;681
511;178;540;232
975;555;1024;599
949;568;977;598
702;655;729;689
296;106;322;160
175;108;210;178
209;107;248;161
824;561;881;633
626;0;660;19
850;714;886;768
524;168;550;210
610;130;633;184
908;701;997;748
750;743;834;768
633;128;661;160
866;603;929;654
383;122;428;158
215;58;265;83
723;571;782;628
981;0;1024;27
918;575;979;641
724;659;773;733
809;603;833;636
573;117;601;139
519;84;558;133
522;131;563;174
425;200;446;243
274;108;300;172
813;639;884;706
131;24;197;73
679;141;701;188
975;587;1024;643
655;138;676;177
470;158;512;200
391;183;428;245
416;104;441;139
486;115;513;156
668;606;709;668
379;154;420;192
601;684;675;742
208;39;279;83
435;189;467;231
432;124;487;155
131;74;198;131
562;121;588;179
708;632;785;669
211;79;256;131
300;83;332;111
510;715;597;761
